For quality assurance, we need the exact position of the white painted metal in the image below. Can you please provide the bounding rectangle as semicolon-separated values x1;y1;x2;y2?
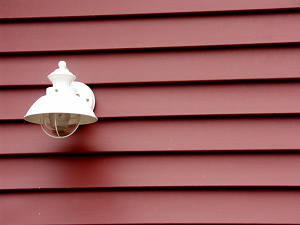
24;61;97;138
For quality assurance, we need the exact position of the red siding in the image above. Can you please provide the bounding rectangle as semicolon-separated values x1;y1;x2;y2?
2;190;300;224
1;153;300;190
1;0;300;19
1;1;300;224
2;12;300;53
2;82;300;120
2;47;300;86
2;118;300;154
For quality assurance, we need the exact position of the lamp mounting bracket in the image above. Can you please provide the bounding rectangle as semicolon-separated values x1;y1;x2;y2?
71;81;95;110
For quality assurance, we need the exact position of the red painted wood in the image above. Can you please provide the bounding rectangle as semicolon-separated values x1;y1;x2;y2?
2;12;300;53
2;82;300;120
1;190;300;224
1;0;300;19
2;47;300;86
1;117;300;154
1;153;300;190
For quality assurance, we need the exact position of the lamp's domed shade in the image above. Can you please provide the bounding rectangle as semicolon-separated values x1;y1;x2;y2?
24;91;97;125
24;88;98;138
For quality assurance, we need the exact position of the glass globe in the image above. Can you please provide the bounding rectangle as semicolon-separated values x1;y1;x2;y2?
41;113;81;138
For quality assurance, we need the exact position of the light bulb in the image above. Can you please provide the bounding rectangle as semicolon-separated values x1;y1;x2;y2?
41;113;81;138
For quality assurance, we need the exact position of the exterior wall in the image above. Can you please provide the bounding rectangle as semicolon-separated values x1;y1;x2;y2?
1;1;300;224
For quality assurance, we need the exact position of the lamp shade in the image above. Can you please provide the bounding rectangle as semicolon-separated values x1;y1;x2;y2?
24;89;98;125
24;61;97;138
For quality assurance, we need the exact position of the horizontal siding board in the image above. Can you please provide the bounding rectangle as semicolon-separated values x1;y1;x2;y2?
2;82;300;120
2;12;300;53
1;153;300;190
2;47;300;86
1;117;300;154
2;0;300;19
1;190;300;224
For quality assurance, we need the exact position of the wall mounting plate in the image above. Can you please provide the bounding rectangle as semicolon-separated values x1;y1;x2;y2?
71;81;95;110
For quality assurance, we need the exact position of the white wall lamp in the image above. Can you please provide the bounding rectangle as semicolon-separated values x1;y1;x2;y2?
24;61;98;138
